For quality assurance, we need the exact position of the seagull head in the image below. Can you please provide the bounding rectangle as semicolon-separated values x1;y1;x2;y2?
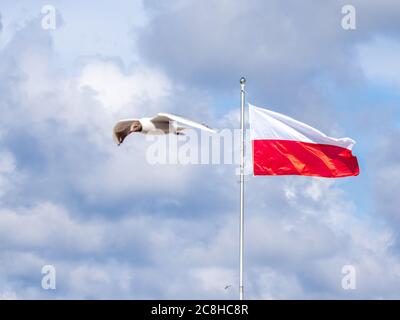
130;120;143;133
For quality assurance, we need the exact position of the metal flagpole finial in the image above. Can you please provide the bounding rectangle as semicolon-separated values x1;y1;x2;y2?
240;77;246;85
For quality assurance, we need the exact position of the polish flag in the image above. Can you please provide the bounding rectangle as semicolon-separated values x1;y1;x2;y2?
249;104;359;178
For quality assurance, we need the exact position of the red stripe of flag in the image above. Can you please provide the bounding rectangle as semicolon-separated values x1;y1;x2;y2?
252;139;359;178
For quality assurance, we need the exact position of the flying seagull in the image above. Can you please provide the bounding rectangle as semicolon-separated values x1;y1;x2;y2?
113;113;216;145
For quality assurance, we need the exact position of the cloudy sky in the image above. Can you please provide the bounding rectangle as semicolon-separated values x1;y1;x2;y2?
0;0;400;299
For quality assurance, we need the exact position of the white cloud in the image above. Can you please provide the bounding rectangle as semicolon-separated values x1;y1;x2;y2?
357;37;400;88
0;176;399;299
0;291;17;300
78;61;172;113
191;267;236;296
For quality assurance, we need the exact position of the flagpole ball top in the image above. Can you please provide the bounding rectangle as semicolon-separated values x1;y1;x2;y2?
240;77;246;85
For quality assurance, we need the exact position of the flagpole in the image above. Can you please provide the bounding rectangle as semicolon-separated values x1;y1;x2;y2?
239;77;246;300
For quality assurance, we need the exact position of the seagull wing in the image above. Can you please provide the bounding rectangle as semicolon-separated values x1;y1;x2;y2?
113;119;137;145
152;113;216;133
